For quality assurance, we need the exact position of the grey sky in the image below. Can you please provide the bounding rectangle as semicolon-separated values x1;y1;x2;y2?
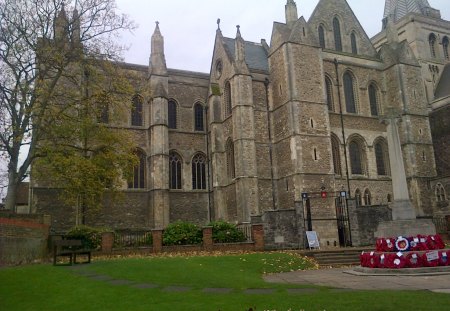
115;0;450;73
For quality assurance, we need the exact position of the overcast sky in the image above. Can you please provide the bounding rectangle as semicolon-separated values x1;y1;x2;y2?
115;0;450;73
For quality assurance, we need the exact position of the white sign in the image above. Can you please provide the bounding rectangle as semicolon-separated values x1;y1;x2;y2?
306;231;320;249
426;251;439;261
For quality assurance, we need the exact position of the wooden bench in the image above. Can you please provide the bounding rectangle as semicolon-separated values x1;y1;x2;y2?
53;239;92;266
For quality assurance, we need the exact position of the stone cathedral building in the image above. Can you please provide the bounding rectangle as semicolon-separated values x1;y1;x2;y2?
34;0;450;248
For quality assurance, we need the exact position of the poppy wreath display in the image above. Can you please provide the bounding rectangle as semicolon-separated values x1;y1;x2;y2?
385;238;396;252
378;253;389;268
367;252;380;268
439;251;449;266
395;236;410;252
426;235;445;250
360;252;369;267
406;252;423;268
408;236;422;251
376;239;385;252
391;252;407;269
422;251;440;267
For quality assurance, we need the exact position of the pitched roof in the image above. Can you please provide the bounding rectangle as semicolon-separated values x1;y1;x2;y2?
383;0;431;22
435;64;450;100
223;38;269;72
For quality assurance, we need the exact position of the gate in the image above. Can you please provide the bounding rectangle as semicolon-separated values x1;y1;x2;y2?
335;196;352;247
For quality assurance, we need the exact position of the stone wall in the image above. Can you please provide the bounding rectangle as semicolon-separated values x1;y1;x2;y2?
0;213;50;265
349;201;392;246
261;202;305;250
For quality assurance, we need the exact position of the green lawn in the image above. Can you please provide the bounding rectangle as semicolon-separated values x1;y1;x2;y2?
1;252;449;311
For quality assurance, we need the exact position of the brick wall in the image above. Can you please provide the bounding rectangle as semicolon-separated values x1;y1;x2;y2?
0;214;50;266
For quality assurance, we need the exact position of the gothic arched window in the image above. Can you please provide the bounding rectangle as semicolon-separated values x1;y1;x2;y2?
355;189;362;207
224;81;232;117
343;72;357;113
325;76;334;111
429;33;437;58
192;153;206;190
226;139;235;179
169;151;182;189
443;36;449;60
318;25;326;49
194;103;204;131
128;150;146;189
168;100;178;129
368;83;379;116
131;95;143;126
436;184;447;202
349;140;364;175
375;140;390;176
333;17;342;52
351;32;358;54
364;189;372;206
331;135;342;175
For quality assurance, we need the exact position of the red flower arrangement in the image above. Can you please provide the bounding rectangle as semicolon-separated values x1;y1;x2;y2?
363;234;448;269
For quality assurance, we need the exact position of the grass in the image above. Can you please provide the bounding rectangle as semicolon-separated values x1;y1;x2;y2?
1;252;449;311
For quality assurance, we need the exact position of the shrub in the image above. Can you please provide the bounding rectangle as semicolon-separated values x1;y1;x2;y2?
209;221;246;243
163;221;202;246
66;225;102;250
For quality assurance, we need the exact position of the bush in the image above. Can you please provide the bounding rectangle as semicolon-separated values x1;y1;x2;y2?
66;225;102;250
163;221;202;246
209;221;246;243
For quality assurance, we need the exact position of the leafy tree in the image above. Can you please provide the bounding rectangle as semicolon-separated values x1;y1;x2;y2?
34;61;141;224
0;0;135;211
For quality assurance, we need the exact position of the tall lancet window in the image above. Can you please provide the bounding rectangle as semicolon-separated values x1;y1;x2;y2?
351;32;358;54
429;33;437;58
443;36;449;60
333;17;342;52
318;25;325;49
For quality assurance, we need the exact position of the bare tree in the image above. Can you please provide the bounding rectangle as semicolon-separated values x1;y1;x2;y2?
0;0;135;210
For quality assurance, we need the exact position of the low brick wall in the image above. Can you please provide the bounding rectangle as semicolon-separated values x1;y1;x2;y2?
0;215;50;266
98;224;264;256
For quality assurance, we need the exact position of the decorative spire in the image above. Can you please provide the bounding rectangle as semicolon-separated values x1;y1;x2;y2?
71;8;81;45
54;4;69;40
285;0;298;27
149;21;167;76
235;25;245;61
217;18;221;31
383;0;440;24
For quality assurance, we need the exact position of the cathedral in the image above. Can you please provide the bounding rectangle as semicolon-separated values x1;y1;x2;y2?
33;0;450;248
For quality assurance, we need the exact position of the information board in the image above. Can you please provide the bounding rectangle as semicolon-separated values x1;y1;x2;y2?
306;231;320;249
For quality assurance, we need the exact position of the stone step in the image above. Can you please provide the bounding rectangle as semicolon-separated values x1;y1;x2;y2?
298;247;370;267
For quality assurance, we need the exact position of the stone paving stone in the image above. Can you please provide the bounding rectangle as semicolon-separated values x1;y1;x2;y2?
287;288;319;294
132;283;159;289
163;286;191;292
202;288;233;294
329;288;355;292
244;288;276;295
107;279;135;286
88;275;113;281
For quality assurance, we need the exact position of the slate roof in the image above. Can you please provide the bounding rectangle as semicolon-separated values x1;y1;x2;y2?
383;0;431;22
223;37;269;72
435;64;450;100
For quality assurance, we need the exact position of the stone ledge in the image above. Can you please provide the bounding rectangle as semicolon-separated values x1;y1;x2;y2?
348;265;450;276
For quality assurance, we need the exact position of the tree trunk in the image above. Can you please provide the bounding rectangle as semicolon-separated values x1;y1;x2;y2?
4;171;18;211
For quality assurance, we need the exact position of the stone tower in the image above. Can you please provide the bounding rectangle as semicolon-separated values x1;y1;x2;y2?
149;22;170;228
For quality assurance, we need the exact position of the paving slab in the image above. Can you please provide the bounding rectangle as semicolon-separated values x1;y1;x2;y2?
244;288;276;295
107;279;135;286
163;286;191;292
286;288;319;294
132;283;159;289
203;288;233;294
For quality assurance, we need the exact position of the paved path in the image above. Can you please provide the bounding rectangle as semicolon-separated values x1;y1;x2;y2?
264;268;450;293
